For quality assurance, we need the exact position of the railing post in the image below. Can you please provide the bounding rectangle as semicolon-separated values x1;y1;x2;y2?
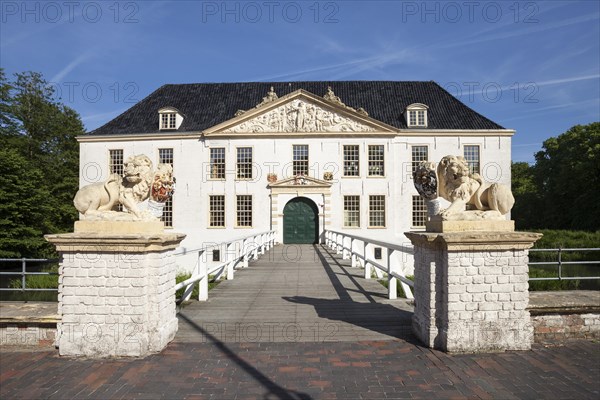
242;239;249;268
558;247;562;281
351;239;357;268
342;236;350;260
198;250;208;301
253;235;259;260
226;243;234;280
336;234;342;255
364;242;371;279
21;258;26;292
388;248;397;300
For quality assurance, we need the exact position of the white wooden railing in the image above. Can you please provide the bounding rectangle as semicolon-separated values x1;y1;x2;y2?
324;230;415;300
173;230;276;301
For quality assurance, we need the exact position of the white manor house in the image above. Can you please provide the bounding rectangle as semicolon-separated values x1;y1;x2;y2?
79;81;514;272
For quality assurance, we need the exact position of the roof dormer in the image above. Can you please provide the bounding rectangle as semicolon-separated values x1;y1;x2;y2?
158;107;183;130
405;103;429;128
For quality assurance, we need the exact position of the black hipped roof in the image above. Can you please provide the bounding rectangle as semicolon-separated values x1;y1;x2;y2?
88;81;505;135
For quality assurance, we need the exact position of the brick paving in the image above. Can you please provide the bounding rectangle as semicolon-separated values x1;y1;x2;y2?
1;339;599;399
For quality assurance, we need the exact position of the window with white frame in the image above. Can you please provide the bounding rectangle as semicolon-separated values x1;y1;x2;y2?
343;145;360;177
464;145;480;175
236;195;252;227
158;148;174;227
210;148;225;179
412;196;427;227
343;196;360;227
293;145;309;176
160;113;176;130
369;195;386;227
236;147;253;179
406;103;428;127
209;195;225;227
109;149;124;211
368;145;385;176
158;107;182;130
411;145;428;174
109;149;124;176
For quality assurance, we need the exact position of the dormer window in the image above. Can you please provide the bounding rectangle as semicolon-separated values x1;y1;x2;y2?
161;113;176;129
406;103;429;128
158;107;183;130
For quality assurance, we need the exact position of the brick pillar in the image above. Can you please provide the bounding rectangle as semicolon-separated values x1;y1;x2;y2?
405;231;541;353
46;223;185;358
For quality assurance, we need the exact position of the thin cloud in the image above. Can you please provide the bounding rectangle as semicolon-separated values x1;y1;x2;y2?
501;99;599;122
439;12;599;49
50;52;93;83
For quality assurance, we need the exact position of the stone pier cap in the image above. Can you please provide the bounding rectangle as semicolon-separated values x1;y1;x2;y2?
405;231;542;251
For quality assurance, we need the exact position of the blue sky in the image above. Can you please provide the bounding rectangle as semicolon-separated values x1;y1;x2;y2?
1;0;598;163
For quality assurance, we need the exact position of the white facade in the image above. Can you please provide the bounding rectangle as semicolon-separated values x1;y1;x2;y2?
79;87;514;273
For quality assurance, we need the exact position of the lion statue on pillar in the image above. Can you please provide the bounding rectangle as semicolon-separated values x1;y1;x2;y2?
74;154;170;221
436;155;514;220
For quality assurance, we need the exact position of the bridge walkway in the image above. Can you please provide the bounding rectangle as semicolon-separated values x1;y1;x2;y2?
176;244;414;342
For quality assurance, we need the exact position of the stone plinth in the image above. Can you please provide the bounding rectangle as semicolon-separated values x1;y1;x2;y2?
404;230;541;353
45;226;185;358
426;219;515;233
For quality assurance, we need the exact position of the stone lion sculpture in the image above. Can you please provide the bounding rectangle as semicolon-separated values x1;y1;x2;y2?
74;154;159;220
437;155;514;220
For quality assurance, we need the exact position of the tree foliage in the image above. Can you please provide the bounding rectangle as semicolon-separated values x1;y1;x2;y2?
0;70;83;257
512;122;600;231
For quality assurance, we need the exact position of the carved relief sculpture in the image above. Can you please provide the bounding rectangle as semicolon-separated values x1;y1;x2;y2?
224;99;375;133
413;161;441;217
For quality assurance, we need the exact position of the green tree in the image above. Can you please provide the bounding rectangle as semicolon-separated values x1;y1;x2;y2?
511;161;542;229
518;122;600;231
0;69;83;257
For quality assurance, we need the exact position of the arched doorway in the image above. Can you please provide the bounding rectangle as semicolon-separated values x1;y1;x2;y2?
283;197;319;244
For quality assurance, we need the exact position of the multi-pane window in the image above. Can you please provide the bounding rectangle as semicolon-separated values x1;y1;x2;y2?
210;148;225;179
236;195;252;227
343;145;360;176
236;147;253;179
368;195;386;227
209;195;225;227
160;113;176;129
109;150;124;211
411;145;428;173
464;145;480;175
368;145;384;176
109;149;124;176
343;196;360;227
408;110;426;127
293;145;309;176
158;148;174;227
412;196;427;227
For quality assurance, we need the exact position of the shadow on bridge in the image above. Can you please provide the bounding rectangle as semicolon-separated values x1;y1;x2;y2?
282;245;415;341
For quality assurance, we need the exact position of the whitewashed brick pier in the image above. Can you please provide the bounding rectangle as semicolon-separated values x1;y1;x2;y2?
46;222;185;358
405;228;542;353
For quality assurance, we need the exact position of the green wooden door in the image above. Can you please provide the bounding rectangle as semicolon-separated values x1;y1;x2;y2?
283;198;318;244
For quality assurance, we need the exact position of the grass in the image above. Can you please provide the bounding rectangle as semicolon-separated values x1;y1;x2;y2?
175;273;220;301
2;263;59;302
377;275;414;298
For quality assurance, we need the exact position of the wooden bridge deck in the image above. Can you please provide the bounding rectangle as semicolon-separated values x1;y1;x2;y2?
176;244;414;343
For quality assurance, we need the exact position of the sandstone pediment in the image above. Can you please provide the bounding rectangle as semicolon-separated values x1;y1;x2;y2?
268;175;332;188
203;89;397;136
